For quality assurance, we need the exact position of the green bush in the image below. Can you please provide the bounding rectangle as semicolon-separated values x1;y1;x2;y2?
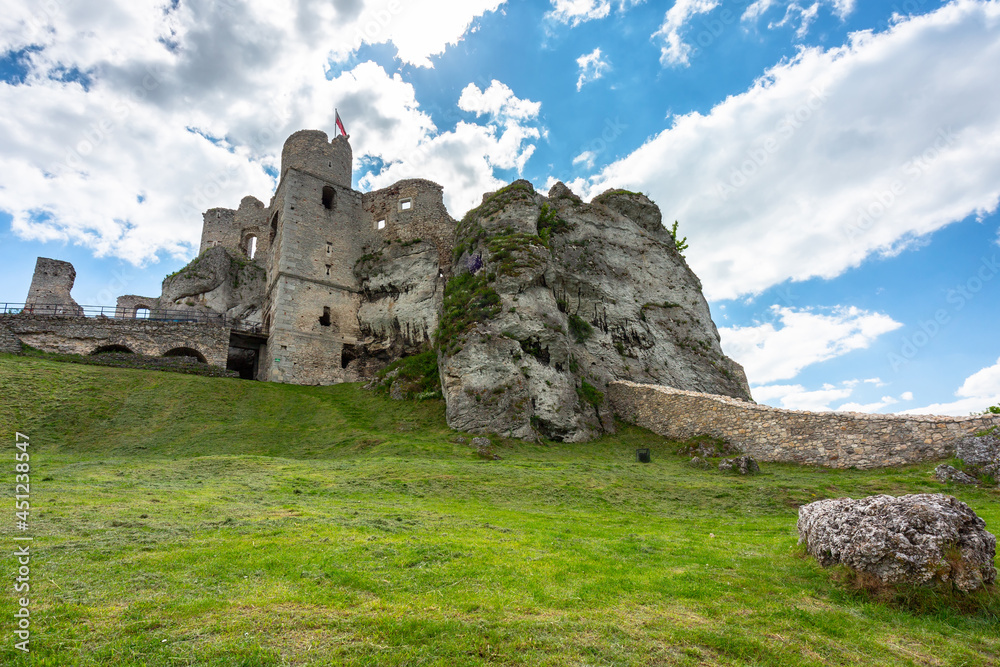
577;380;604;408
568;313;593;344
437;272;502;355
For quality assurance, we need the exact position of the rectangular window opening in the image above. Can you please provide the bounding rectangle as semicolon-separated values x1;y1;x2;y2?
399;198;412;211
376;219;386;230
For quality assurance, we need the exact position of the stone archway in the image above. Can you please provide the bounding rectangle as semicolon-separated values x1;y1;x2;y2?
163;347;207;363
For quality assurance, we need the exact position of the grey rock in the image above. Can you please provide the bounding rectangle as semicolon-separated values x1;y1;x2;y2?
160;246;266;325
956;434;1000;467
688;456;711;469
439;180;751;443
934;464;978;485
389;378;405;401
797;494;997;592
470;436;500;460
980;463;1000;482
719;455;760;475
355;240;442;366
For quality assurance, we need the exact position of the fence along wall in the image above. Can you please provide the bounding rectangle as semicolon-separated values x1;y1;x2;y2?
607;381;1000;469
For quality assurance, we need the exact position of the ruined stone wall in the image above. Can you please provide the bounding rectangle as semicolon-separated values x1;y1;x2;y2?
235;195;271;265
259;168;365;385
361;179;457;273
116;295;160;318
608;381;1000;469
200;208;239;255
25;258;84;316
1;314;230;368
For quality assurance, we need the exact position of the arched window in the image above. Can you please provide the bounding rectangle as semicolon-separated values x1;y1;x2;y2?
269;211;279;244
322;186;335;210
244;235;258;259
135;307;151;319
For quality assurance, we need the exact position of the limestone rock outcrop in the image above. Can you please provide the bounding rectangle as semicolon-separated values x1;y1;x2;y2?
957;433;1000;466
160;246;266;324
934;464;978;485
719;455;760;475
797;494;997;592
438;180;751;442
354;239;444;364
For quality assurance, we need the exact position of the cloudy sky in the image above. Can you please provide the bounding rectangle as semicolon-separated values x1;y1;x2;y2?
1;0;998;415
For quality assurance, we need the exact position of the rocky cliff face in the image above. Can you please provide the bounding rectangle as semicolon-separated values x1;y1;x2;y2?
437;180;751;442
348;239;445;378
160;246;267;323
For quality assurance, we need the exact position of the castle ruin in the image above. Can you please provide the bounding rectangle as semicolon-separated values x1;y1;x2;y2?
4;126;995;456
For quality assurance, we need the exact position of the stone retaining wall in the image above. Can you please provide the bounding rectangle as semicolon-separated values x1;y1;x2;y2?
1;314;230;368
608;381;1000;469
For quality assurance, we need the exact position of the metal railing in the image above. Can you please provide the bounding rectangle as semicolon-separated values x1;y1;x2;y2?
0;302;264;335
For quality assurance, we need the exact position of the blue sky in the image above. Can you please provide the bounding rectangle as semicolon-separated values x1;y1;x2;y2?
1;0;998;415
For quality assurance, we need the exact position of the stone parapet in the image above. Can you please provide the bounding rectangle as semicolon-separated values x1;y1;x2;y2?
608;381;1000;469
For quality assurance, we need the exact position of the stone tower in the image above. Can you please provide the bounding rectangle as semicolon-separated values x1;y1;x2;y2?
259;130;370;384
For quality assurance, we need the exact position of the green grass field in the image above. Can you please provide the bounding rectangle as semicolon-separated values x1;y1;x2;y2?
0;354;997;666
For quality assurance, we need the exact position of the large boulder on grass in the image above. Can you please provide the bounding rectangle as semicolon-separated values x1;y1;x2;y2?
718;455;759;475
797;494;996;592
934;464;978;485
957;434;1000;466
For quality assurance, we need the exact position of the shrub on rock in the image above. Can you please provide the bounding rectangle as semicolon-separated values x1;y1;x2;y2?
797;494;996;592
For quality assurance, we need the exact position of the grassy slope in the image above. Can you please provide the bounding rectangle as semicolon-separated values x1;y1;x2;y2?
0;354;997;666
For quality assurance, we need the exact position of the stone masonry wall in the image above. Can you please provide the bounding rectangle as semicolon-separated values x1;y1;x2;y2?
25;258;84;316
0;320;21;353
1;315;230;368
116;295;160;318
260;167;365;385
361;179;457;274
608;381;1000;469
200;208;239;255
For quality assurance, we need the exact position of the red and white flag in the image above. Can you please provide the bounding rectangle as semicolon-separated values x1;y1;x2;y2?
335;109;348;138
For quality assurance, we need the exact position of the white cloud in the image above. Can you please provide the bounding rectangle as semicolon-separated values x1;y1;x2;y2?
361;80;542;214
836;395;898;413
720;305;902;384
751;382;855;411
546;0;644;26
573;150;598;169
576;47;611;91
377;1;507;68
0;1;523;263
565;2;1000;300
548;0;611;25
753;382;913;412
957;357;1000;399
902;357;1000;416
742;0;857;38
458;80;541;121
653;0;721;67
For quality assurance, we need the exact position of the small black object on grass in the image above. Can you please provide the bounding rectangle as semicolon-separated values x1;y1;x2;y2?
636;448;651;463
